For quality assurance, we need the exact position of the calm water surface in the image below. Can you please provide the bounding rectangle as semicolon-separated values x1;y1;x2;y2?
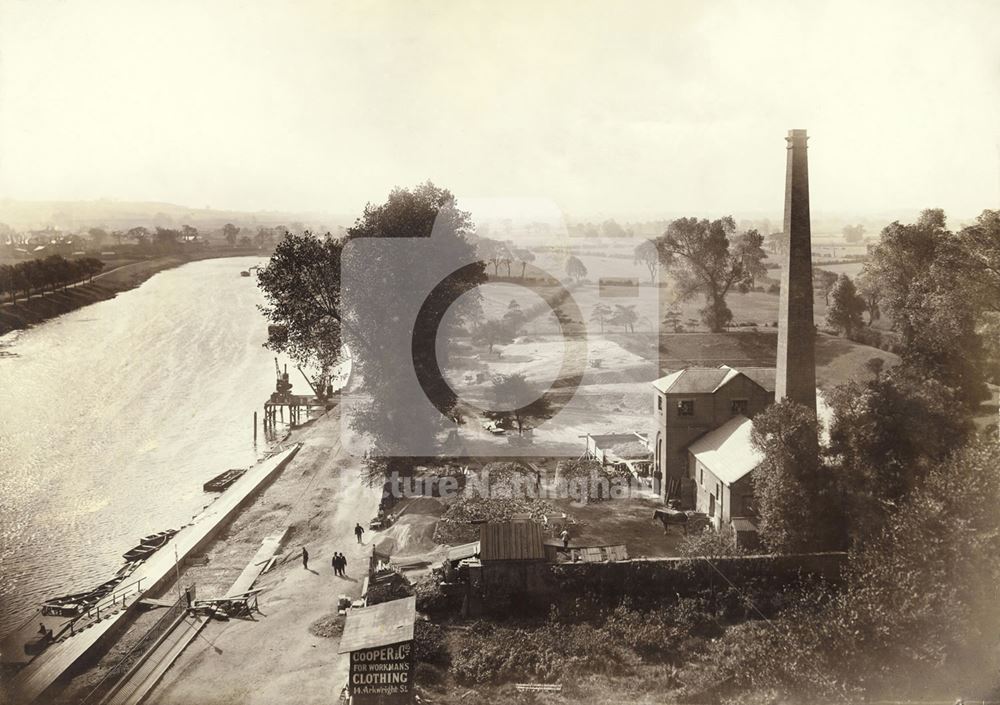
0;256;289;636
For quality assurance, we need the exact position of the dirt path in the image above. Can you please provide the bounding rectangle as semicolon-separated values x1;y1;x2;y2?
147;412;379;705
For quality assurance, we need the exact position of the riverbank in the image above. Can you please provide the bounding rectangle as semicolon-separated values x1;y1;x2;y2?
49;407;378;705
0;249;265;337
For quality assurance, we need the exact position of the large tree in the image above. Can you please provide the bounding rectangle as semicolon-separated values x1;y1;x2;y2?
486;373;553;435
655;217;765;332
750;401;845;553
827;367;972;538
864;209;987;406
825;274;866;337
260;184;486;471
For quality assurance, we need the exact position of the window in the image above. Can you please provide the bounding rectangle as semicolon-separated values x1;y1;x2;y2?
699;466;704;486
731;399;748;415
657;396;663;411
677;399;695;417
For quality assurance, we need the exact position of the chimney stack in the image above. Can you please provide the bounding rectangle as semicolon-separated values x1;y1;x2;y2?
775;129;817;413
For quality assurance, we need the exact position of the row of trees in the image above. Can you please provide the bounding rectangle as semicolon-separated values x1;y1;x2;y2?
0;255;104;303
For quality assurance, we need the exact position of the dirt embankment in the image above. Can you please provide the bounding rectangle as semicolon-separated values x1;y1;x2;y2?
0;250;263;336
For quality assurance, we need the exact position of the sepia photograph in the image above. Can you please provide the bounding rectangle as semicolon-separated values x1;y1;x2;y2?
1;1;999;703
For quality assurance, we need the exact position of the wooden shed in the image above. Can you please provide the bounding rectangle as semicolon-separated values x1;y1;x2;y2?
479;522;546;562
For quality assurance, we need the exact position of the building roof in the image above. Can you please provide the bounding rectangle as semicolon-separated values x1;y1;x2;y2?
588;432;651;460
651;365;776;395
687;415;764;485
479;522;546;561
337;595;416;653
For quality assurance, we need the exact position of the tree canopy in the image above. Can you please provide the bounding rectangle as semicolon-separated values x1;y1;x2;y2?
655;217;765;331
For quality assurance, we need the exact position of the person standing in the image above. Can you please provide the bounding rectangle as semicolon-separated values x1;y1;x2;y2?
354;523;365;544
340;553;348;576
331;552;339;575
560;528;570;550
301;546;309;569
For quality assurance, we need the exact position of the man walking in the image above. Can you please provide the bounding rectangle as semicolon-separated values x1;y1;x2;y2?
301;546;309;569
331;551;339;576
560;528;570;550
339;553;348;576
354;523;365;544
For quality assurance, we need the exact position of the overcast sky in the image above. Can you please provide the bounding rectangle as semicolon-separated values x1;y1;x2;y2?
1;0;998;221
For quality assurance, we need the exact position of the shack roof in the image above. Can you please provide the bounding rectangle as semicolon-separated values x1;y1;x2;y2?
479;522;546;562
688;415;763;485
337;595;416;654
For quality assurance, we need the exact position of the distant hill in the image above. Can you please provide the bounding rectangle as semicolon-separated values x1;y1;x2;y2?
0;199;354;233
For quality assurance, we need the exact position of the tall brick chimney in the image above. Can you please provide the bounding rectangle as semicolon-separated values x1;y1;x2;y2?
775;129;817;413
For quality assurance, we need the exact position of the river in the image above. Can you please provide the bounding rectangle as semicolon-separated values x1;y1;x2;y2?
0;256;292;637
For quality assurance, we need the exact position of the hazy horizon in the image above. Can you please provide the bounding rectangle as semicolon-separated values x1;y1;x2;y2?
1;1;998;221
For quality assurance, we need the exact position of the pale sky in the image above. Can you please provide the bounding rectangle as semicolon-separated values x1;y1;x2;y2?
1;0;998;220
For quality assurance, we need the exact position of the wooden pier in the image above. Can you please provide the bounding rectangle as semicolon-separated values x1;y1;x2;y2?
5;444;301;705
263;394;329;430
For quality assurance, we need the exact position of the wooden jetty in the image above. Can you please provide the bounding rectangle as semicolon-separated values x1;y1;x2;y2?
263;394;328;430
5;444;301;705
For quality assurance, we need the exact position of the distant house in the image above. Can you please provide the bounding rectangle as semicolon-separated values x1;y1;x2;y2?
651;365;775;505
687;415;761;532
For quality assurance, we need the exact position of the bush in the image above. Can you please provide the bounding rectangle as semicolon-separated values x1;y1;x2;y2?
451;621;631;685
414;620;450;666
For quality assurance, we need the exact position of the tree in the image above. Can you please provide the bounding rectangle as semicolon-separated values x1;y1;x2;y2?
842;223;865;243
956;209;1000;314
590;303;612;334
826;274;866;337
633;240;658;284
181;224;199;242
655;217;765;332
88;227;108;249
257;232;347;373
856;273;882;325
812;269;838;306
502;299;526;334
512;247;535;278
126;226;149;247
473;319;512;353
610;304;638;333
487;373;553;435
827;367;972;538
565;255;587;282
153;227;180;250
601;219;626;238
662;307;683;333
223;223;240;247
750;401;845;553
864;209;987;406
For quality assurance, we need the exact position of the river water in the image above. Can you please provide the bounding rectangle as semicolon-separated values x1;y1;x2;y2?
0;256;291;637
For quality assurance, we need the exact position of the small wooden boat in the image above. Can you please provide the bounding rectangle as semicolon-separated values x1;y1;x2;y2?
203;468;247;492
122;529;176;562
240;270;251;277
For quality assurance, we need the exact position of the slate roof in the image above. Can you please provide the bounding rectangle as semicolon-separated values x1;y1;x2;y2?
687;415;763;485
651;365;776;394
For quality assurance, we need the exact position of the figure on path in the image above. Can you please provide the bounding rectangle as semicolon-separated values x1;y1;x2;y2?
354;523;365;544
301;546;309;569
